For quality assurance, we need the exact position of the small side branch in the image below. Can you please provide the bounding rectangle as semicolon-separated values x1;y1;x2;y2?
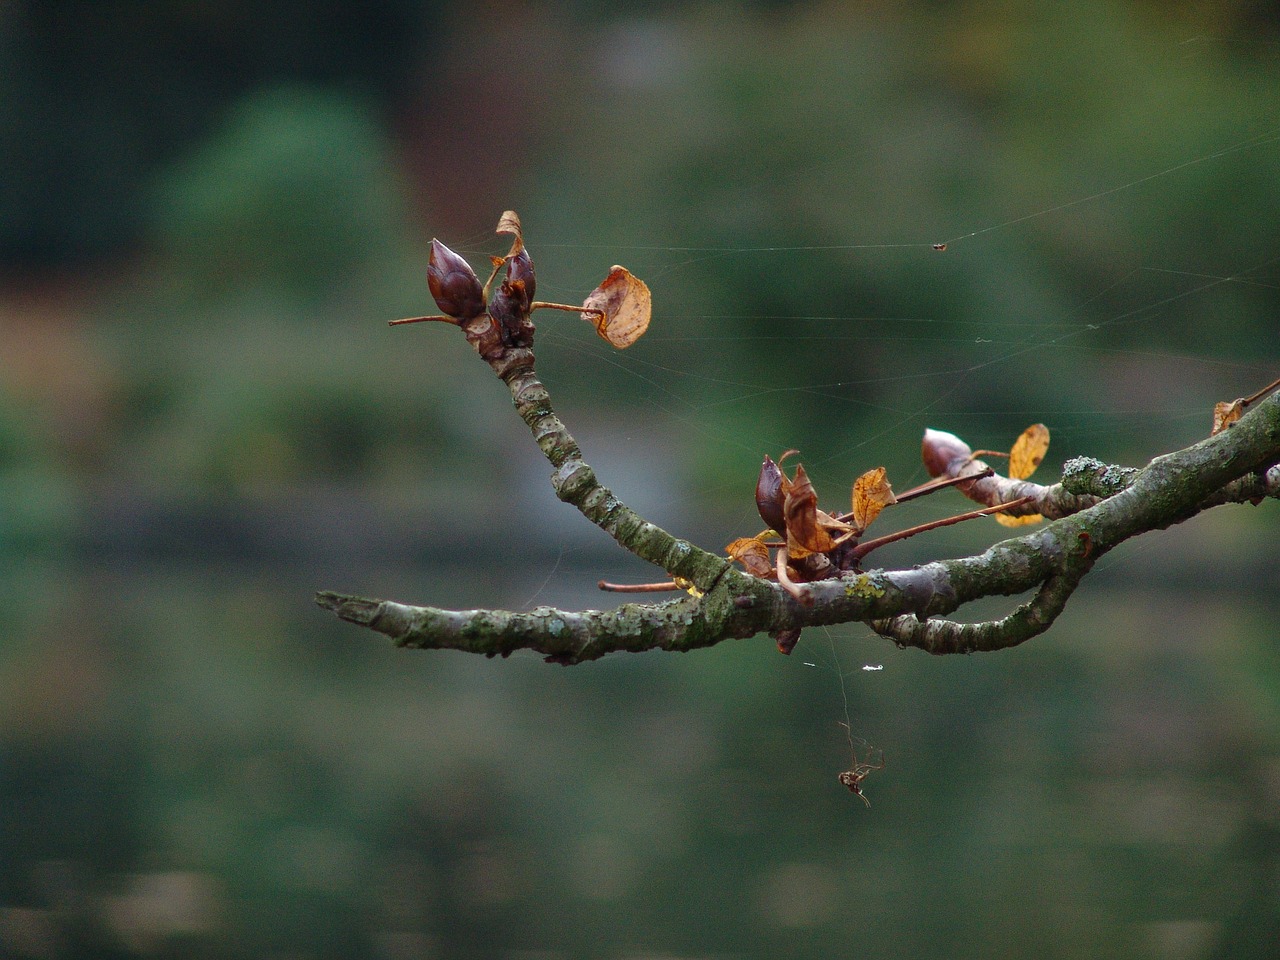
868;554;1093;655
319;216;1280;662
316;589;745;664
492;351;731;593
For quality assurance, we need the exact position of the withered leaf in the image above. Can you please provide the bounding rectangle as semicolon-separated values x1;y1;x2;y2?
851;467;896;533
1212;399;1243;435
817;509;854;538
725;537;774;579
1210;376;1280;435
994;510;1044;527
784;464;850;558
1009;423;1050;480
582;266;651;348
496;210;523;258
672;576;703;598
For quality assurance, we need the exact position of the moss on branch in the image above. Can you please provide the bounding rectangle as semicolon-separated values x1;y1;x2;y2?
319;387;1279;661
319;228;1280;663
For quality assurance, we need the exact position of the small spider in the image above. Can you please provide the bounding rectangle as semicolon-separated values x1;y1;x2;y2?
837;723;885;807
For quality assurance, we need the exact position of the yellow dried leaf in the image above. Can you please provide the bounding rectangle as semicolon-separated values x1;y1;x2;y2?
726;537;773;578
582;266;651;348
1009;423;1050;480
496;210;523;258
994;511;1044;527
1212;399;1243;435
851;467;896;533
672;576;703;598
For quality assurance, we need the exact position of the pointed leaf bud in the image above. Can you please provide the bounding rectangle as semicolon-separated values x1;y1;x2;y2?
756;454;787;537
921;428;972;478
427;239;486;320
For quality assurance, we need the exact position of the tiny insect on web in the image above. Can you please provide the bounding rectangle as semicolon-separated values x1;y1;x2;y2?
821;628;886;807
837;721;885;808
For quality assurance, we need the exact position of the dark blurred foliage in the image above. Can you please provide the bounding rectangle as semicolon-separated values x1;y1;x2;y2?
2;1;1280;958
0;0;438;265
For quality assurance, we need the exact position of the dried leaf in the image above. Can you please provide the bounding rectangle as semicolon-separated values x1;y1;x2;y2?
496;210;523;258
726;537;774;579
1211;376;1280;435
1212;399;1244;435
672;576;703;598
582;266;651;348
994;511;1044;527
817;509;853;535
851;467;896;533
784;464;841;559
1009;423;1050;480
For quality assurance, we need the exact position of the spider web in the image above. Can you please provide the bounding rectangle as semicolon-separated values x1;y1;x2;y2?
526;119;1277;544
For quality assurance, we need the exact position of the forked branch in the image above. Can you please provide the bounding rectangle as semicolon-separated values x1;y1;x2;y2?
316;213;1280;662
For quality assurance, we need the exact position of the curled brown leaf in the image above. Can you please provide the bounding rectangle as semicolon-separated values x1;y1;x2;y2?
1212;399;1244;436
756;455;789;537
725;537;774;579
496;210;524;258
783;465;851;558
773;628;802;655
582;266;652;348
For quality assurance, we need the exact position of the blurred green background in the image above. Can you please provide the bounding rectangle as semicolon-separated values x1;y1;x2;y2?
2;1;1279;958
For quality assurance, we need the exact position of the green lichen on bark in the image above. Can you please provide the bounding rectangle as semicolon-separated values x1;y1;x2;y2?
320;324;1280;662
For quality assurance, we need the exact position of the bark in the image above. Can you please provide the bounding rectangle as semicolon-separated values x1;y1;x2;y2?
318;320;1280;663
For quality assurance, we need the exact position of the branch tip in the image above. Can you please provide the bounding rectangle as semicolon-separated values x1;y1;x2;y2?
315;591;385;626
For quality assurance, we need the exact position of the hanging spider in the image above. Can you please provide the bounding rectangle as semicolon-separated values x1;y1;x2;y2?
836;723;885;807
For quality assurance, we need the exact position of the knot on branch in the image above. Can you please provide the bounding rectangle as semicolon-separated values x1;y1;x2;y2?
1061;457;1140;498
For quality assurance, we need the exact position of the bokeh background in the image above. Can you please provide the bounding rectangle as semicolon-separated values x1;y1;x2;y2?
2;2;1279;958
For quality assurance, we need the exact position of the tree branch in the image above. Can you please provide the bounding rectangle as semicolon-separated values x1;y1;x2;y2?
491;347;731;594
319;350;1279;661
316;215;1279;662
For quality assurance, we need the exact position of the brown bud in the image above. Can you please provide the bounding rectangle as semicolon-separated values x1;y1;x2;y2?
427;239;486;320
488;248;537;348
772;628;802;655
505;247;536;308
756;454;787;537
921;428;973;478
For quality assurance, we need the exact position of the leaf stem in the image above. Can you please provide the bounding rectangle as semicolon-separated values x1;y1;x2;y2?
850;496;1036;561
598;580;680;592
